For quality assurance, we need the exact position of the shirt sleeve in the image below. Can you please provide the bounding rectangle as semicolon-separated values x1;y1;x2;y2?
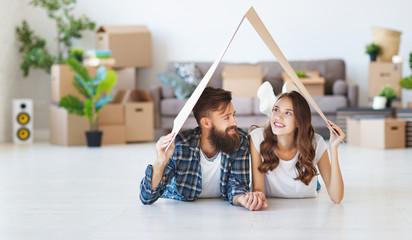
314;134;328;165
226;134;251;205
139;157;176;205
250;128;264;154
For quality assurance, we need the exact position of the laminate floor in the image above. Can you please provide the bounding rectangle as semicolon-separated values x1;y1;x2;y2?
0;142;411;239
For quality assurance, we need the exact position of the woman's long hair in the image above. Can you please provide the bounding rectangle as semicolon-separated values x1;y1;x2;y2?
258;91;317;185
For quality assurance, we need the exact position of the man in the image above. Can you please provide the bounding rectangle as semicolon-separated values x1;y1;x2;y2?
140;87;267;210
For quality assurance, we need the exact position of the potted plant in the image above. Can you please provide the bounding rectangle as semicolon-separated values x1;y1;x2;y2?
59;57;117;147
365;43;382;61
378;84;397;108
400;52;412;108
15;0;96;77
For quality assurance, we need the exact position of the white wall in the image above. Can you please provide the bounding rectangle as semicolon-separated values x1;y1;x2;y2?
1;0;412;142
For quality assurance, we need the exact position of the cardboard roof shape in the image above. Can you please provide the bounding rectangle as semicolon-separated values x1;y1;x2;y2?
166;6;334;150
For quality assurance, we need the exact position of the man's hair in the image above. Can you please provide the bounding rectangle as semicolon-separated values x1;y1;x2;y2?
193;87;232;125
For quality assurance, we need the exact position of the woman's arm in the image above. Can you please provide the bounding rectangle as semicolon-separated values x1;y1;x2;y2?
250;137;266;194
317;120;345;204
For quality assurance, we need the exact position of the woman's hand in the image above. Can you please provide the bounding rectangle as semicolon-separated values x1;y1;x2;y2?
234;191;268;211
328;120;345;150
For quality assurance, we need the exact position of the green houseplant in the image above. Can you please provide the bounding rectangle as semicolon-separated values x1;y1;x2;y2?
59;57;117;147
378;85;397;108
365;43;382;61
15;0;96;77
399;52;412;108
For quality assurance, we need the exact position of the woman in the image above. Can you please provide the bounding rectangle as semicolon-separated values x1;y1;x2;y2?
250;91;345;209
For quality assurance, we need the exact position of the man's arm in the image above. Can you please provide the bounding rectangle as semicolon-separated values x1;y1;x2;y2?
139;133;176;205
226;135;250;205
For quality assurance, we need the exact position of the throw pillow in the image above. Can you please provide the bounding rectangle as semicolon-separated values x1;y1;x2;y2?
175;63;202;86
157;72;196;99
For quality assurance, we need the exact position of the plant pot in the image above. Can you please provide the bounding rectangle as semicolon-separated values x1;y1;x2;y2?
86;131;103;147
369;53;377;61
372;96;387;110
385;98;392;108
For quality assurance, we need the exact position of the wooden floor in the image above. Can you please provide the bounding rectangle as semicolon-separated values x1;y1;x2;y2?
0;142;411;239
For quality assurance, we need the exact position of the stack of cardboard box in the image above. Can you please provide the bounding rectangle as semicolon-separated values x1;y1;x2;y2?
222;65;264;98
368;62;402;100
50;25;153;146
347;116;406;149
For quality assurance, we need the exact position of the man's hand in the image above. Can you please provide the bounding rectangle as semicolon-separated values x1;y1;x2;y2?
155;132;176;166
151;133;176;190
234;191;268;211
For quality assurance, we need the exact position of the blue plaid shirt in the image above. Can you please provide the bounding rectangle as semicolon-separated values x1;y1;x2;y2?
140;127;250;205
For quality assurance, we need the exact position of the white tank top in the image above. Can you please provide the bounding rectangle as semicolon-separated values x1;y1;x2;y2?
250;128;328;198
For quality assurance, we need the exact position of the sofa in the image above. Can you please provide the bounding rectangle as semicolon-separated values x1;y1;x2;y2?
149;59;358;138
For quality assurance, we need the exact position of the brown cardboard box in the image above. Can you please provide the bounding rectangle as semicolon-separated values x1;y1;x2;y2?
124;90;154;142
51;64;100;103
346;117;361;146
368;62;402;98
98;91;126;125
96;26;152;68
282;71;325;96
112;67;137;91
222;65;263;98
99;124;126;145
49;105;89;146
360;118;406;149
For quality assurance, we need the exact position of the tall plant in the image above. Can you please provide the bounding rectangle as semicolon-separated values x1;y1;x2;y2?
59;58;117;131
16;0;96;77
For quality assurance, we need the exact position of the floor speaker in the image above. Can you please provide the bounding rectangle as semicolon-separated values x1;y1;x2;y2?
13;99;33;144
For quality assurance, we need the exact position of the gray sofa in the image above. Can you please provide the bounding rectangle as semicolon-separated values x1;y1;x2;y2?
149;59;358;138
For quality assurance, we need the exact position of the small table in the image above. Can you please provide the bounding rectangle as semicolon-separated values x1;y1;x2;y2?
336;107;396;140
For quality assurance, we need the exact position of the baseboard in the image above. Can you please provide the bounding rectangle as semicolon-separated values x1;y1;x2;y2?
34;129;49;142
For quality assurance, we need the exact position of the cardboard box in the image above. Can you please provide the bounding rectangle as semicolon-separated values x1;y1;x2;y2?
124;90;154;142
98;91;126;125
112;67;137;91
222;65;263;98
49;105;89;146
51;64;101;103
282;71;325;96
96;25;152;68
349;118;406;149
368;62;402;99
346;117;361;146
99;124;126;145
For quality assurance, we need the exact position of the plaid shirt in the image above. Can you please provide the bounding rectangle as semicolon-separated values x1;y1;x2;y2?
140;127;250;205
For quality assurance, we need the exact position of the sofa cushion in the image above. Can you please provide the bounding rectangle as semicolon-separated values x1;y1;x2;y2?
161;98;191;116
161;85;175;99
160;98;254;117
311;96;347;113
333;79;348;95
175;63;202;86
157;72;196;99
232;98;254;115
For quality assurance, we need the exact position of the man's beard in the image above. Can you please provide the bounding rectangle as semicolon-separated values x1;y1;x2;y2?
208;125;241;153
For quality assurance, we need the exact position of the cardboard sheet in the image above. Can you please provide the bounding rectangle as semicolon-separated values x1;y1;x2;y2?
166;7;335;150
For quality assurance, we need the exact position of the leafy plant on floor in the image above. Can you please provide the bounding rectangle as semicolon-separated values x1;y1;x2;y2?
59;57;117;131
15;0;96;77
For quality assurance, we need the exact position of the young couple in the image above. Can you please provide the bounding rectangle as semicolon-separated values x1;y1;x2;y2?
140;87;344;211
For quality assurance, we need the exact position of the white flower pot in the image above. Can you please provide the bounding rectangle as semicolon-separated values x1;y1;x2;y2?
372;96;387;110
